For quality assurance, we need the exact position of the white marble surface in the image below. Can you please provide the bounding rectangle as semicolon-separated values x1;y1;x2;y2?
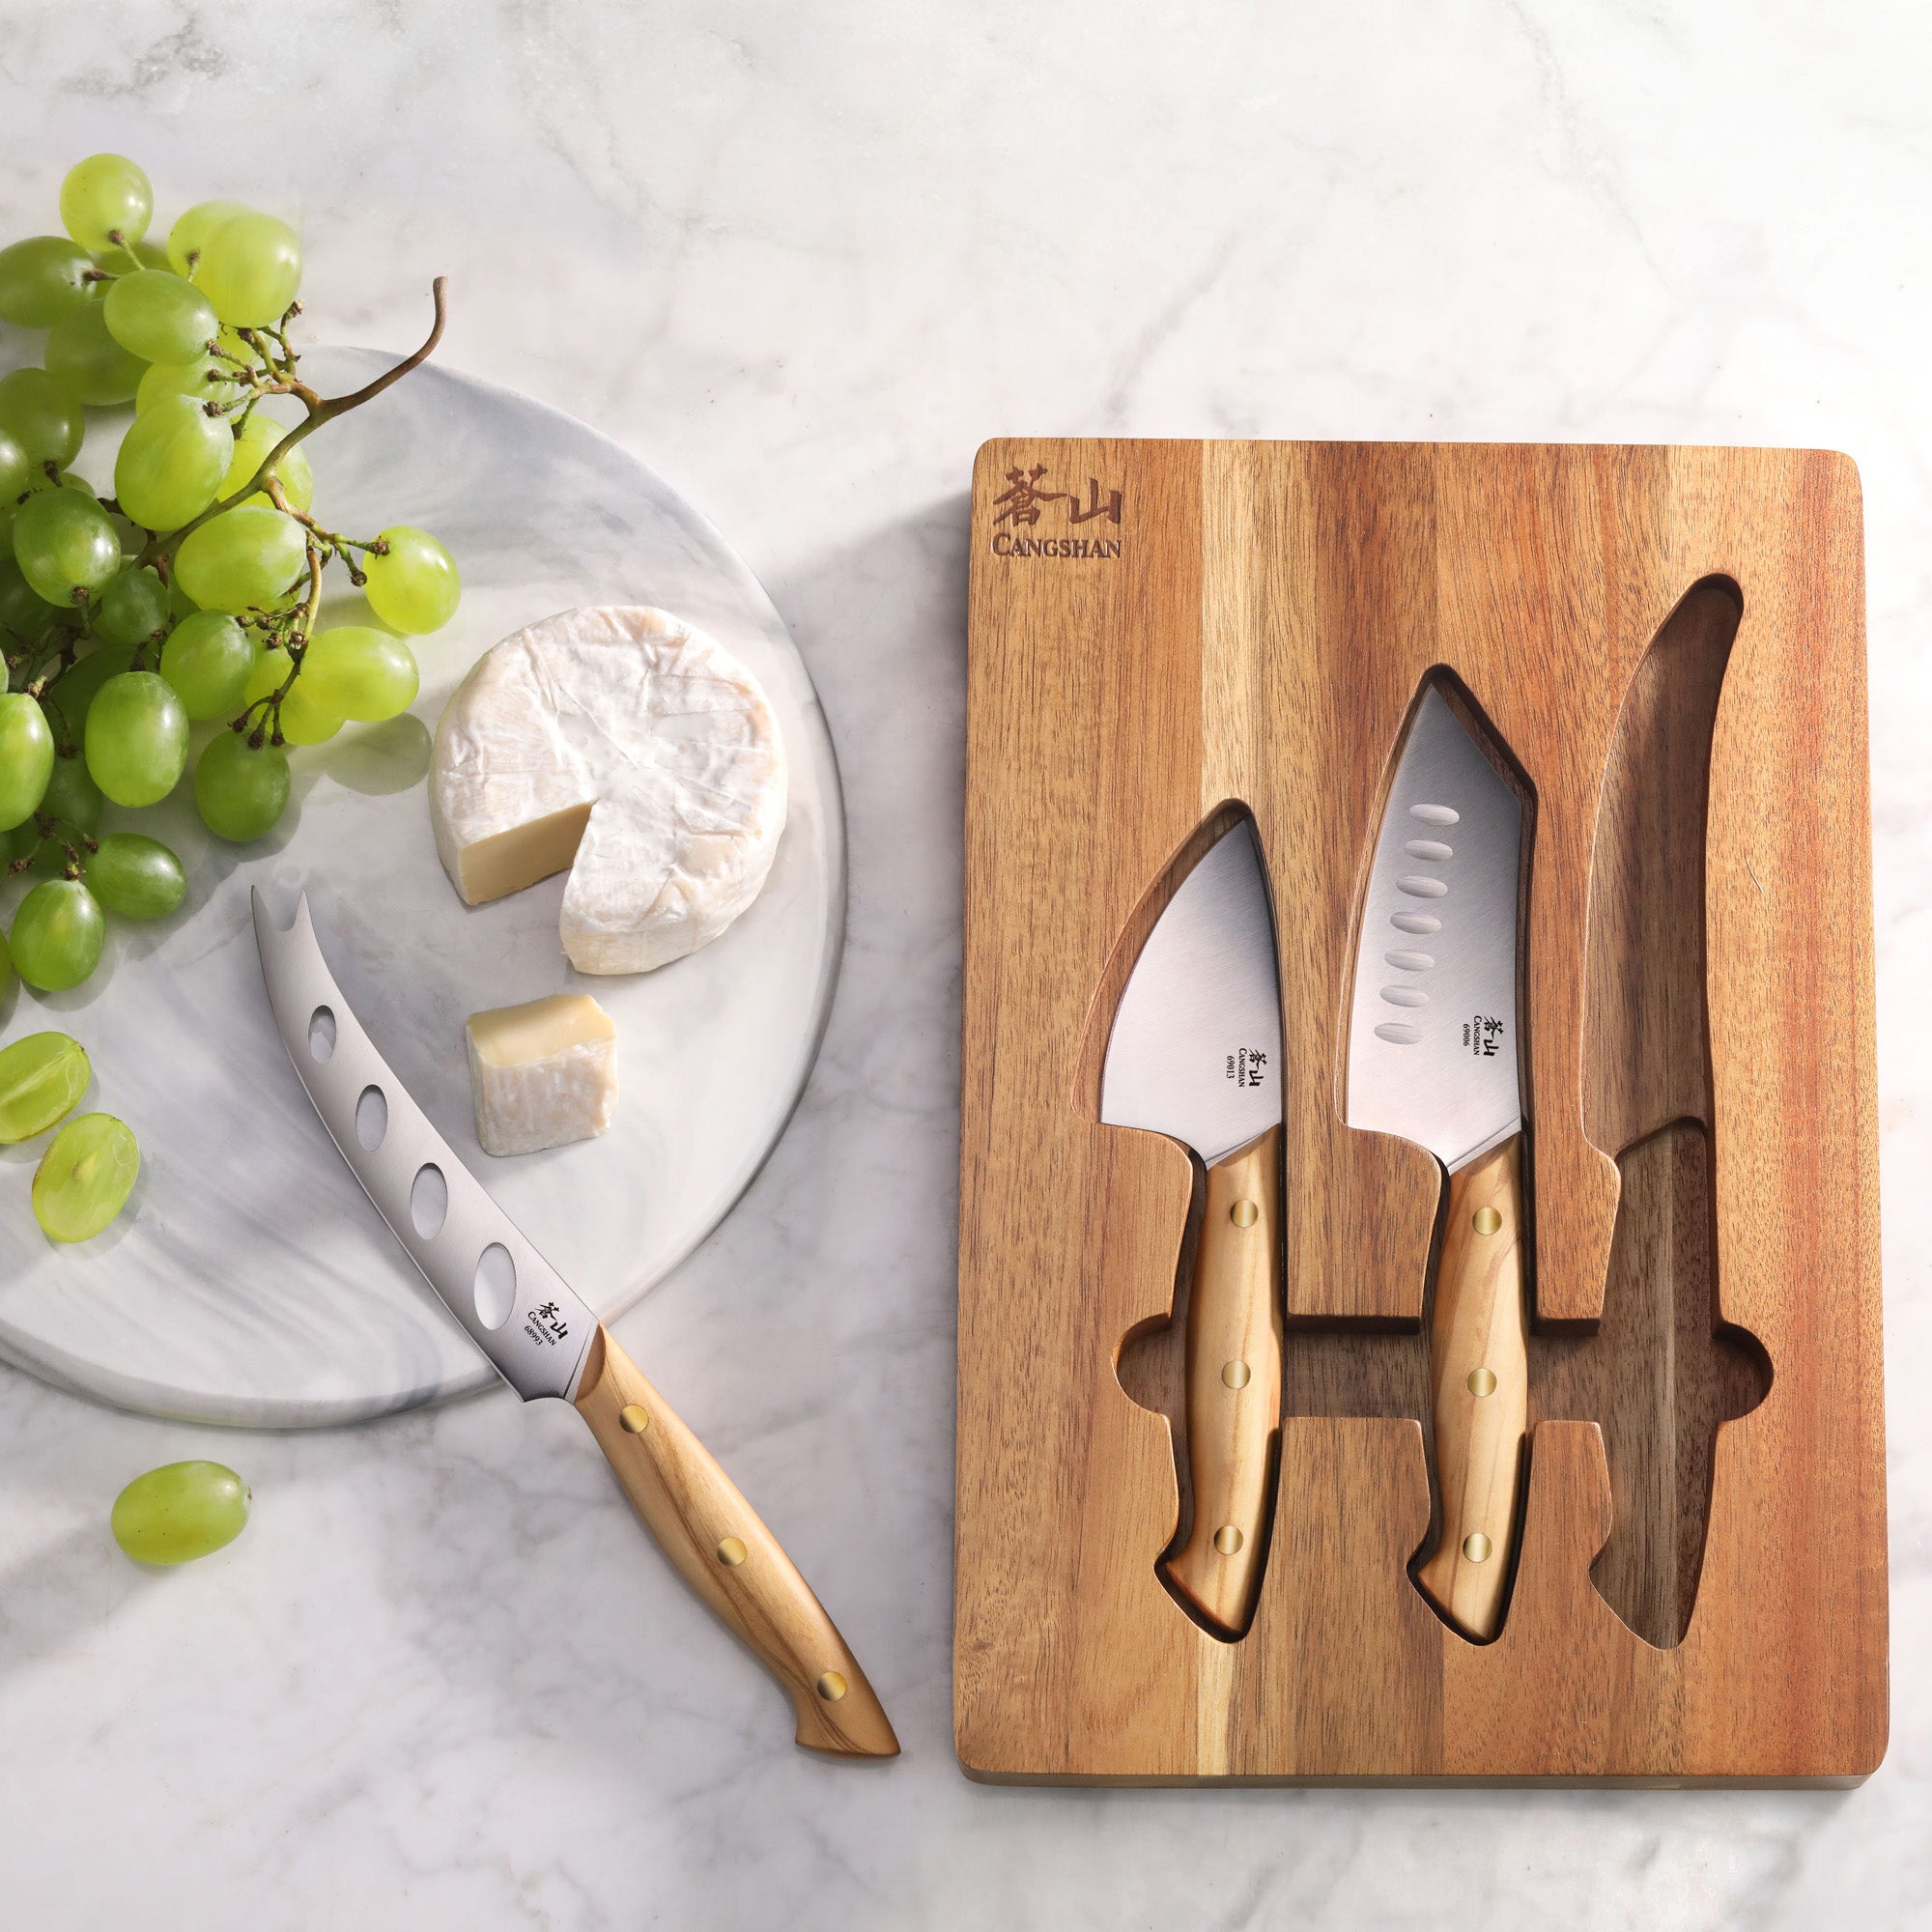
0;348;845;1424
0;4;1926;1927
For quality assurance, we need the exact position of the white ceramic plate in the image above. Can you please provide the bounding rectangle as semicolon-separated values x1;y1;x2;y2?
0;349;844;1426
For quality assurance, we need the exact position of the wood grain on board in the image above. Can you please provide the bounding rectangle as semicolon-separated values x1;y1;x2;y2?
956;440;1885;1782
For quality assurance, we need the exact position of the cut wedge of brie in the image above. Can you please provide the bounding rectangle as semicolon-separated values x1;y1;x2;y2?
467;993;617;1156
431;606;788;974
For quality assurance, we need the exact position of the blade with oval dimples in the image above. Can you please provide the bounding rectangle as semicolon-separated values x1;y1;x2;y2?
1345;684;1524;1169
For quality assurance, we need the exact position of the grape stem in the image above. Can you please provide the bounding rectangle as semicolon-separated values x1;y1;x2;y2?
239;537;327;749
5;812;95;879
138;276;448;569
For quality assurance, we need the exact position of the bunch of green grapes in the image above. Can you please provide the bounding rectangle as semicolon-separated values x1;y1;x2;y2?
1;154;459;995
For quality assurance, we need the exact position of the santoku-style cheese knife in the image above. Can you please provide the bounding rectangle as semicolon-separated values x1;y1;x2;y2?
1101;819;1284;1639
1345;684;1528;1642
253;890;897;1758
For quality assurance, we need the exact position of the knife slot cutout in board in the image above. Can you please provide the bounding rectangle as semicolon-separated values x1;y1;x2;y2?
1533;577;1771;1650
1091;809;1286;1642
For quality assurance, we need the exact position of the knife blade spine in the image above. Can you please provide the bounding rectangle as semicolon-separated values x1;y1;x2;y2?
251;889;597;1406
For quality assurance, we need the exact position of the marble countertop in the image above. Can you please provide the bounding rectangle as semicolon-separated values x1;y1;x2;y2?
1;4;1925;1926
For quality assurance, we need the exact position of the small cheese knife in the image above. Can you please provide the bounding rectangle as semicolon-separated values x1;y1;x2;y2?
1344;683;1528;1642
1101;819;1284;1639
252;890;898;1758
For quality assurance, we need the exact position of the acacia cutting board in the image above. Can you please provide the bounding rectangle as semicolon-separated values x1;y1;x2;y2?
955;440;1885;1783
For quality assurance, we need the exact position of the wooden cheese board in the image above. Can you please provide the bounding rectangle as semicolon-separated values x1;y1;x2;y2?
955;440;1886;1783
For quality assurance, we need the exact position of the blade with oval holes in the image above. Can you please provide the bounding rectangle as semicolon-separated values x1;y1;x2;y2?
251;888;596;1402
1344;681;1528;1643
250;888;901;1758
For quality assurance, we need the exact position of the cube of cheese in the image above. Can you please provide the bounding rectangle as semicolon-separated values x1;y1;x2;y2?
466;994;617;1157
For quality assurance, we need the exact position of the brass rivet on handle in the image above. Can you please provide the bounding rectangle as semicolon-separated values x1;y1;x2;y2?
619;1404;651;1434
1463;1531;1492;1563
1467;1368;1497;1398
1222;1359;1251;1390
1472;1207;1503;1236
816;1671;849;1702
1231;1199;1260;1228
1213;1525;1244;1555
717;1537;748;1567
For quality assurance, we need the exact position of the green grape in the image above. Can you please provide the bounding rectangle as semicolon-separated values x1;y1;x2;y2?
43;646;134;741
13;490;121;606
33;1112;138;1242
9;753;104;874
0;1031;90;1143
0;236;96;327
10;878;105;991
111;1461;247;1564
243;646;340;744
194;729;289;840
174;504;305;611
158;609;252;719
0;691;55;828
302;627;419;722
0;424;34;506
0;558;57;642
193;213;301;327
362;526;461;634
167;200;252;277
83;833;185;919
113;393;234;532
59;155;153;254
36;751;104;833
93;565;171;646
45;300;147;408
102;270;218;365
220;411;314;512
136;348;246;416
0;368;84;469
84;669;188;806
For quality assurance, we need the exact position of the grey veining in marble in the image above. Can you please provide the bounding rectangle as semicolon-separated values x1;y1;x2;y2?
0;4;1926;1929
0;348;844;1426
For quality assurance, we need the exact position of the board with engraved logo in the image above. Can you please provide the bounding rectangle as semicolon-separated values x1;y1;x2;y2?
955;438;1885;1784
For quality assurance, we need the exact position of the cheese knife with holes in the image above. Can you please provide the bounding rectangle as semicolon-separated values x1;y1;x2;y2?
1101;819;1284;1640
1344;683;1529;1643
252;889;897;1758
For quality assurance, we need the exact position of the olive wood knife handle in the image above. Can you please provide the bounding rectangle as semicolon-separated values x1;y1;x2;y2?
1414;1133;1529;1641
1161;1123;1284;1639
573;1324;899;1758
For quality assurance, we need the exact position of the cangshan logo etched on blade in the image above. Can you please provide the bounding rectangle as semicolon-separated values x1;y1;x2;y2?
523;1299;571;1349
988;464;1125;560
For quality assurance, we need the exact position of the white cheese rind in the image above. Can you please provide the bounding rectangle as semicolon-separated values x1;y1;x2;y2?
466;996;618;1157
430;606;788;974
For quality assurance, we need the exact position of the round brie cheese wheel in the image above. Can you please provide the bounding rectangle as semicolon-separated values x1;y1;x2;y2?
429;605;788;974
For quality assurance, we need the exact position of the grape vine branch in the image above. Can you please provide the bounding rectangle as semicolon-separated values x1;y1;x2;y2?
139;274;448;567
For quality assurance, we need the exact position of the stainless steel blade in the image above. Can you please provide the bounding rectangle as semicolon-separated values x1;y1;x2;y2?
252;889;596;1403
1100;819;1282;1165
1345;683;1524;1172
